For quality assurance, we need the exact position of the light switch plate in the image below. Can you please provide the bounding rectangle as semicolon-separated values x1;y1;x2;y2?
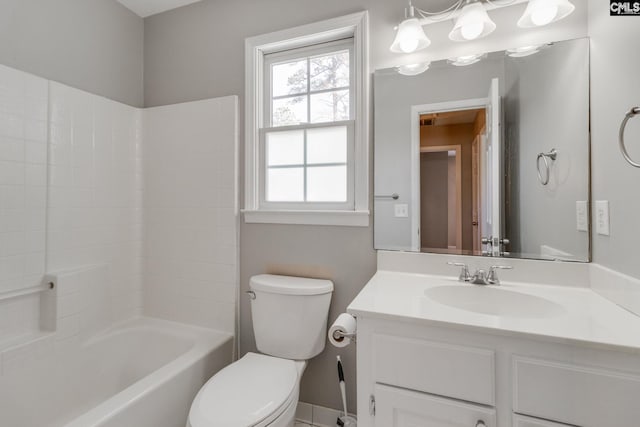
394;204;409;218
576;201;588;232
595;200;610;236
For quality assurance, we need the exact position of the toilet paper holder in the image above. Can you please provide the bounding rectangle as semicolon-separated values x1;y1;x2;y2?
332;329;357;342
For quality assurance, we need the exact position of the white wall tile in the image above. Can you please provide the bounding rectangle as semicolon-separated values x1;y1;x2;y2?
1;65;238;372
142;97;238;334
45;82;143;328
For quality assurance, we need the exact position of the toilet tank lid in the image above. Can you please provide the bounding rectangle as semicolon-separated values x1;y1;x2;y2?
250;274;333;296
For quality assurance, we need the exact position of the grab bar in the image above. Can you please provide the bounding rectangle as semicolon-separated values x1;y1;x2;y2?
619;107;640;168
536;149;557;185
0;282;54;302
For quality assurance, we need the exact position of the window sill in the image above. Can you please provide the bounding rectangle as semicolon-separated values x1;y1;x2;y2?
242;209;370;227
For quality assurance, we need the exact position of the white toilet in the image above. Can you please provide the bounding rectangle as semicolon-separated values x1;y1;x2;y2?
188;274;334;427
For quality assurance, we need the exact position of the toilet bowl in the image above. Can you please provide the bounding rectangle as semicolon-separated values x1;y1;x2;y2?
188;353;306;427
187;274;333;427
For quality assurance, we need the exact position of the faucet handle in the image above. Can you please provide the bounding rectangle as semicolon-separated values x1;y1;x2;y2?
447;262;471;282
487;265;513;284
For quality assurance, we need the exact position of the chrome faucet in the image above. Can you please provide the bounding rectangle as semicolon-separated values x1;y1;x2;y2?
446;262;471;282
447;262;513;285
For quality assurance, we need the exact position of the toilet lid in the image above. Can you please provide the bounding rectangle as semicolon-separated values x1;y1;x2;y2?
189;352;299;427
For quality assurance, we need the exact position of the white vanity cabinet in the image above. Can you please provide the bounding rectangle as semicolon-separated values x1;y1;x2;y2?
354;316;640;427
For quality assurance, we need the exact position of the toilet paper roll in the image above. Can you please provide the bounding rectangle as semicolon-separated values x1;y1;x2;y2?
328;313;357;348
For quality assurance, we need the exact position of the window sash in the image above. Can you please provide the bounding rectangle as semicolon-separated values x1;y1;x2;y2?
264;38;355;129
259;120;355;210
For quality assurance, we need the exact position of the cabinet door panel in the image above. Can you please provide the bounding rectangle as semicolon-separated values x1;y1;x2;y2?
374;384;496;427
514;356;640;427
373;334;495;405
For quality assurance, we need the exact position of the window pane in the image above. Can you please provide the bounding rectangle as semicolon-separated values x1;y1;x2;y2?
310;51;349;91
307;126;347;165
267;167;304;202
266;130;304;166
310;90;349;123
272;60;307;97
307;165;347;202
272;96;308;127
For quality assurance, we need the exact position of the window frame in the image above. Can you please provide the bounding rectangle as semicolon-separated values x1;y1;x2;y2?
261;39;355;211
243;12;369;227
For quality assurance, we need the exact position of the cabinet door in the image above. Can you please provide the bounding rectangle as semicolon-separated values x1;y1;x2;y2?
374;384;496;427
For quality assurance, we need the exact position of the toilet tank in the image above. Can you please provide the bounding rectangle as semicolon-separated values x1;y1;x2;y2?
250;274;333;360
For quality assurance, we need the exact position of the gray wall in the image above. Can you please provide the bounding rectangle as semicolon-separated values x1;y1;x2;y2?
0;0;143;107
504;38;590;260
143;0;588;412
589;2;640;277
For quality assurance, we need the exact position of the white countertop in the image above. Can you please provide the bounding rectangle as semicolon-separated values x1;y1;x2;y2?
347;270;640;352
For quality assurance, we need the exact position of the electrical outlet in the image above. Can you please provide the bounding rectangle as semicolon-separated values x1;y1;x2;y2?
394;204;409;218
576;201;588;232
595;200;610;236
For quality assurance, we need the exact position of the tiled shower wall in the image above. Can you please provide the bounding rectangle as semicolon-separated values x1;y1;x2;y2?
47;82;143;323
0;63;238;351
143;97;238;334
0;65;48;342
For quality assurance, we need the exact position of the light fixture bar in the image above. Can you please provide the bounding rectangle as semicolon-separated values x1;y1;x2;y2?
417;0;528;25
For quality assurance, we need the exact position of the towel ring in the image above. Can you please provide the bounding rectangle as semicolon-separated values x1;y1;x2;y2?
536;149;557;186
619;107;640;168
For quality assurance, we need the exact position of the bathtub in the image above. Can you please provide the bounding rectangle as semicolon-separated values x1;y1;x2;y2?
0;317;233;427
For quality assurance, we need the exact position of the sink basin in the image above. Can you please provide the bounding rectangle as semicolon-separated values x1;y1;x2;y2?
425;285;565;318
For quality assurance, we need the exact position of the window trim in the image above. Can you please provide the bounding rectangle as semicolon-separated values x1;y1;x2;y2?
243;11;369;227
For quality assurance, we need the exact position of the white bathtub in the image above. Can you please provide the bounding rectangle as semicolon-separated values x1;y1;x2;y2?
0;317;233;427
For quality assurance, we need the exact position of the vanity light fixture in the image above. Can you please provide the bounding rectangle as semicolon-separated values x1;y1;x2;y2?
518;0;575;28
447;53;487;66
389;3;431;54
389;0;575;54
397;62;431;76
506;44;545;57
449;0;496;42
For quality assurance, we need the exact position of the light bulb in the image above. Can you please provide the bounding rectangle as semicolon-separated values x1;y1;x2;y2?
518;0;574;28
390;18;431;54
461;22;484;40
399;37;420;54
531;3;558;26
449;2;496;42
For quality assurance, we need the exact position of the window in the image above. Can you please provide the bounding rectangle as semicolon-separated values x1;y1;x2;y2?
244;12;369;226
261;41;354;210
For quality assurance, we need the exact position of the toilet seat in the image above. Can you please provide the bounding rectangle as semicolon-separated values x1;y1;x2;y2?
188;352;299;427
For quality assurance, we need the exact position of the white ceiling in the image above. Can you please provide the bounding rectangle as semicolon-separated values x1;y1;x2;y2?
116;0;202;18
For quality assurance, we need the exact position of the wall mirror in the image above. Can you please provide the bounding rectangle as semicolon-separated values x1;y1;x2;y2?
374;37;590;262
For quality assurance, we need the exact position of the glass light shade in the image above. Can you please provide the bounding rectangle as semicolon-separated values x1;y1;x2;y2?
518;0;575;28
390;18;431;54
449;2;496;42
447;53;487;66
397;62;431;76
506;45;544;57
